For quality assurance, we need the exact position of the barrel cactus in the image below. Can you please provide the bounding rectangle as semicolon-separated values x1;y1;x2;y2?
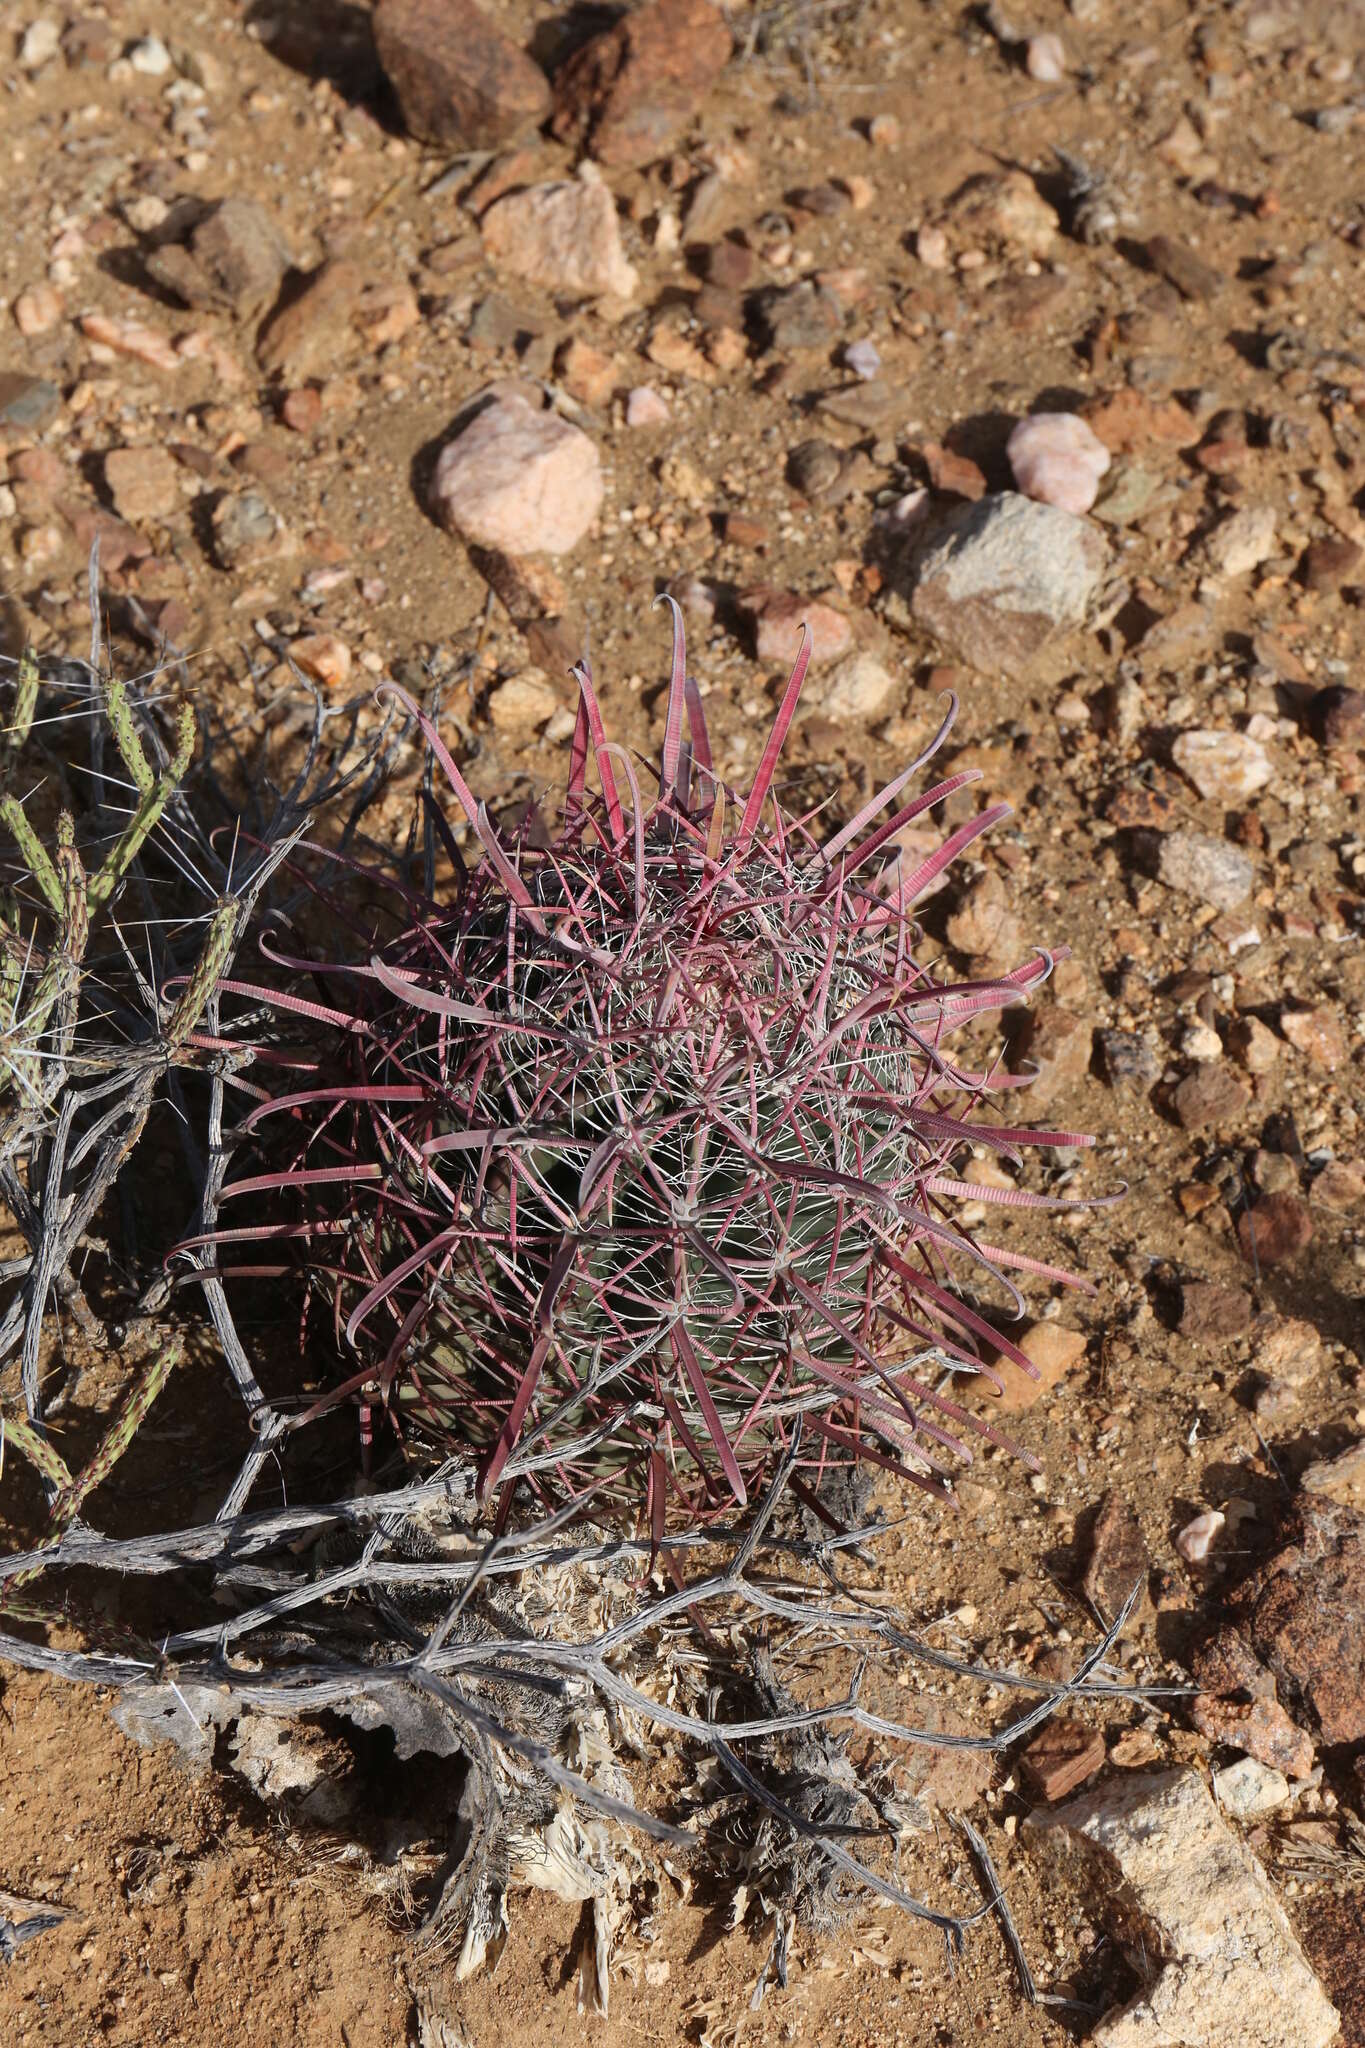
213;605;1091;1526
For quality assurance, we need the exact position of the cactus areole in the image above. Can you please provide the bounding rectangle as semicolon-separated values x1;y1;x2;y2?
207;606;1098;1528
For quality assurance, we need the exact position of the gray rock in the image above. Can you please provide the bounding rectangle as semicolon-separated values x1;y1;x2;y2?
0;372;60;432
1025;1768;1339;2048
906;492;1109;678
146;196;291;314
1158;829;1254;910
751;280;843;352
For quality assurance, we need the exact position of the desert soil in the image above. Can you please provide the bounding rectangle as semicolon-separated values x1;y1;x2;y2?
1;0;1364;2044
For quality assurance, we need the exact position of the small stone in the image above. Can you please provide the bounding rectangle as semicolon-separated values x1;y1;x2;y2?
149;198;292;315
868;113;900;148
921;442;987;501
1172;730;1272;805
80;312;181;371
1083;386;1200;455
1237;1192;1312;1267
103;447;180;525
1171;1062;1250;1131
1146;233;1224;302
1301;535;1361;592
1301;1441;1365;1512
1311;1159;1365;1211
703;240;754;291
1020;1718;1106;1801
1178;1281;1253;1344
948;170;1058;260
19;18;61;70
1013;1006;1093;1108
1213;1758;1290;1820
1181;1021;1223;1063
1158;829;1253;911
211;491;293;571
916;224;950;270
13;284;63;337
906;493;1109;679
946;869;1019;960
740;589;852;666
1279;1005;1346;1070
550;0;733;170
1024;1770;1338;2048
430;394;603;556
993;1321;1087;1413
1025;32;1067;80
487;669;560;733
751;280;843;352
1096;1030;1160;1091
1204;504;1278;578
625;385;669;427
281;387;322;434
481;181;638;301
1191;1693;1317;1782
818;652;897;722
787;439;845;500
1082;1493;1150;1624
257;261;364;379
1308;684;1365;747
128;33;173;76
844;337;881;381
1250;1315;1321;1385
373;0;551;149
1177;1509;1225;1564
288;634;351;689
557;336;618;408
0;371;60;431
1007;412;1110;514
1110;1729;1163;1769
1230;1015;1280;1073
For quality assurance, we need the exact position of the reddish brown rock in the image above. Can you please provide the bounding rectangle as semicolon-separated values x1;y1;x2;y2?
1308;684;1365;748
1012;1006;1093;1109
551;0;732;169
1191;1623;1275;1700
257;260;365;380
1020;1717;1106;1801
921;441;987;500
1237;1192;1312;1267
1189;1692;1316;1780
1301;535;1361;592
991;1321;1088;1413
103;446;180;525
1279;1004;1347;1070
738;588;851;666
1082;1492;1150;1624
373;0;551;149
1178;1280;1254;1344
1231;1495;1365;1749
1081;386;1199;454
1170;1063;1250;1131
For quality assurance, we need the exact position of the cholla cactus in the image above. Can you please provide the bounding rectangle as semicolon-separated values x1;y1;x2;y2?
215;606;1092;1526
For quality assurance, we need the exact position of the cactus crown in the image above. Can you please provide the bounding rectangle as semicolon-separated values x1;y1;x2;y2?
210;606;1093;1526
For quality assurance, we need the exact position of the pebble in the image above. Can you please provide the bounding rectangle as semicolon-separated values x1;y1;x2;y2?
1176;1508;1225;1564
1171;1062;1250;1129
1020;1718;1105;1801
481;181;639;301
1025;32;1067;81
288;634;352;689
1097;1029;1160;1090
946;869;1019;960
80;312;181;372
1237;1191;1313;1267
922;442;987;501
147;197;292;316
1204;504;1278;578
818;651;897;721
1082;1492;1150;1623
13;284;63;337
1300;535;1361;592
211;491;294;571
1311;1159;1365;1210
907;492;1110;679
1157;829;1253;910
1213;1758;1290;1821
19;18;60;70
128;34;173;76
1300;1441;1365;1512
916;224;950;270
949;170;1059;260
844;337;881;380
1146;233;1224;303
372;0;551;149
430;393;603;555
1007;412;1111;515
1178;1281;1253;1343
103;446;180;525
257;260;364;378
551;0;733;169
624;385;669;428
1278;1004;1346;1069
740;589;852;666
0;371;60;431
486;669;560;733
787;439;845;500
558;336;619;408
1013;1006;1093;1108
1172;730;1272;805
1025;1770;1338;2048
992;1321;1087;1413
280;387;322;434
1191;1692;1317;1781
1250;1315;1321;1385
1230;1015;1279;1072
751;280;843;352
1308;683;1365;748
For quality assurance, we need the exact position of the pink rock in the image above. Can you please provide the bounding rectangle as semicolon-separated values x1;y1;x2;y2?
739;588;852;666
1026;33;1066;82
1007;412;1111;515
1177;1509;1225;1564
480;181;638;301
431;393;603;556
625;385;669;427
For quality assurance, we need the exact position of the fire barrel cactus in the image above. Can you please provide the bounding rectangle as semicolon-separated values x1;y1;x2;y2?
211;605;1093;1528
